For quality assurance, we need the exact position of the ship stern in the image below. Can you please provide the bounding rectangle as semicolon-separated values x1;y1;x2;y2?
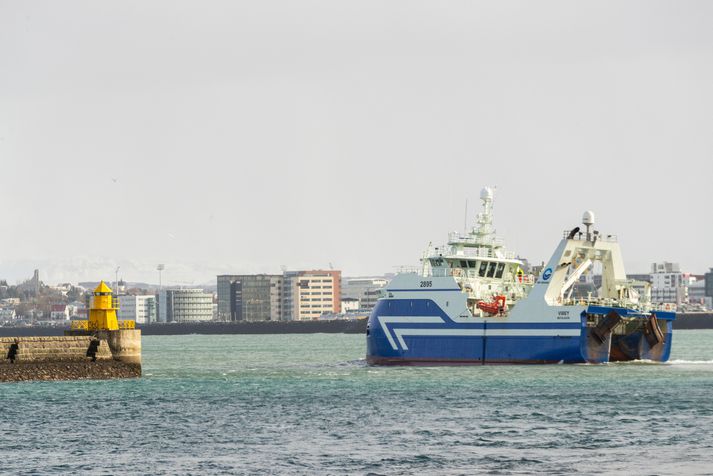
580;307;674;363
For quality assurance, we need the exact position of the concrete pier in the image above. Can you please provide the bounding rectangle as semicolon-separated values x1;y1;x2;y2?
95;329;142;365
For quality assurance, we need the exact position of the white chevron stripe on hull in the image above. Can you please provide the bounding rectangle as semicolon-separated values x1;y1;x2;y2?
377;316;444;350
378;316;582;351
393;328;581;350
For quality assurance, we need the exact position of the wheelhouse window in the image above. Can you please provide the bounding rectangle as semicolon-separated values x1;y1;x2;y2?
495;262;505;279
486;262;497;278
478;261;488;277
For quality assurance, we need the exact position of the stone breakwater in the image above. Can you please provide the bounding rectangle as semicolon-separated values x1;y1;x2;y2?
0;336;141;383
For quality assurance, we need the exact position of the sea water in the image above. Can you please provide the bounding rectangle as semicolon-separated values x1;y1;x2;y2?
1;330;712;474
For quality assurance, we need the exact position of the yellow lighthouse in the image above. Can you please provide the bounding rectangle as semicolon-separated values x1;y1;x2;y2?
66;280;140;371
88;281;119;331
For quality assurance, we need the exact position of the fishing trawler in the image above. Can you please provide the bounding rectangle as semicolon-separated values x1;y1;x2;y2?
366;188;674;365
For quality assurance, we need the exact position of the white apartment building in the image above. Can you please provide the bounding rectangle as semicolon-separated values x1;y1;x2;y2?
118;295;156;324
651;262;685;304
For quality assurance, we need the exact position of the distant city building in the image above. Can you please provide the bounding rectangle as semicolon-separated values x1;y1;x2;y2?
219;270;341;321
243;275;282;321
158;289;213;323
341;297;360;313
17;269;41;295
282;270;341;321
706;268;713;299
216;274;282;322
50;283;73;296
280;271;300;321
688;280;708;309
50;304;70;320
0;308;16;321
67;301;87;318
651;262;685;304
217;275;238;321
341;277;389;311
118;295;157;324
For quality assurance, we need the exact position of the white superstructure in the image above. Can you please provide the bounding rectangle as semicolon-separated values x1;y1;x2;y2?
419;188;533;316
415;188;656;318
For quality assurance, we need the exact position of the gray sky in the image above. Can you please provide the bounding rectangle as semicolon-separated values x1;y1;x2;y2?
1;0;712;285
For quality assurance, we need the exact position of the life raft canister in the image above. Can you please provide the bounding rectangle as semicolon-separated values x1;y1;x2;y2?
477;295;507;316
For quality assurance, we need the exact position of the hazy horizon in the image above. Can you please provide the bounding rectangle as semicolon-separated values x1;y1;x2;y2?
2;1;712;285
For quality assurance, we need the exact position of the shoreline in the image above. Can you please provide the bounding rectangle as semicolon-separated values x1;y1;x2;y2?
1;313;712;337
0;318;369;336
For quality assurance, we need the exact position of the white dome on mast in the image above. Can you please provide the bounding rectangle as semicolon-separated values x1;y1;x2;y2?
582;210;595;227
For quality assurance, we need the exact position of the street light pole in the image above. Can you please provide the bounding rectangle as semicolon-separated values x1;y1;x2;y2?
157;264;164;290
156;264;165;323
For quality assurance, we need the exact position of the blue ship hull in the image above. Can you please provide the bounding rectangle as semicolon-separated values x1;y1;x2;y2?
366;299;674;365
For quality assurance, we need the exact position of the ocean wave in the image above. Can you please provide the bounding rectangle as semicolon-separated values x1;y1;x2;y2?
666;359;713;365
602;359;713;366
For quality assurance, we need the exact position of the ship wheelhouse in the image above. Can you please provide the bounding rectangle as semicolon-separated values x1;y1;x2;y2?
421;188;535;317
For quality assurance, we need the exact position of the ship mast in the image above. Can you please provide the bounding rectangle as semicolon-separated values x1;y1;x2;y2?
472;187;495;248
447;187;501;253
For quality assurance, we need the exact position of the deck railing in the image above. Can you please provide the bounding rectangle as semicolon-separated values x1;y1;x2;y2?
69;319;135;330
562;230;618;242
70;320;88;331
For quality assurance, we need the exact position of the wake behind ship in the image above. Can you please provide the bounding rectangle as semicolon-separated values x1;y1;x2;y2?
366;188;674;365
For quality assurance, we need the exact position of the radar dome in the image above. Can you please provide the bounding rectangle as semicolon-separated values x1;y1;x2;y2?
582;210;595;226
480;187;494;201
